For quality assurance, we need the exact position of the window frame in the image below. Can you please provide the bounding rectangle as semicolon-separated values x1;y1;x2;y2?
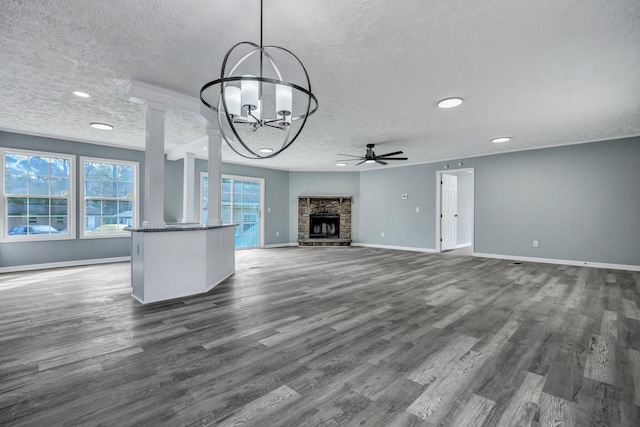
200;172;265;248
0;147;76;242
79;156;139;239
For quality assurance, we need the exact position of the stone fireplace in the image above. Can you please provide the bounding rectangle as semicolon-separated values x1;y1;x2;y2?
298;196;352;246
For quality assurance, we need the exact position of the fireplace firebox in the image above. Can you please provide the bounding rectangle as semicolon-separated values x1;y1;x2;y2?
309;213;340;238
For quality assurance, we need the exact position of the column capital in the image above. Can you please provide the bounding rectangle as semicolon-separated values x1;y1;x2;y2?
143;100;169;113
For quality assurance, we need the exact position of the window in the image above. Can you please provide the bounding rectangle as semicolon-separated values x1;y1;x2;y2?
201;173;264;248
1;148;75;241
80;157;138;238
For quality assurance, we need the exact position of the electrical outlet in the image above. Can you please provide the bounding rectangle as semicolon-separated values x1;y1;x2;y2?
533;240;539;247
276;231;279;237
267;207;271;213
416;207;420;213
381;232;385;238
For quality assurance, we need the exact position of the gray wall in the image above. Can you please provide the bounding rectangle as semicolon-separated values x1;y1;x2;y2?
0;132;145;268
289;171;360;242
359;165;435;247
358;136;640;266
471;137;640;265
193;160;291;245
164;159;183;223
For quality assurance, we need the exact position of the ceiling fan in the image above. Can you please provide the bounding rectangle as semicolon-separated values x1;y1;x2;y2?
336;144;408;165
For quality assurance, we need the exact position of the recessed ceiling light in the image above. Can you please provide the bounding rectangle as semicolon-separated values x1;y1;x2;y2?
492;137;511;143
73;91;91;98
437;97;463;108
90;122;113;130
335;163;347;167
258;148;274;153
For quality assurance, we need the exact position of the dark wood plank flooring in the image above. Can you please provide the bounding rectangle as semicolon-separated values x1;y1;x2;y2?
0;247;639;426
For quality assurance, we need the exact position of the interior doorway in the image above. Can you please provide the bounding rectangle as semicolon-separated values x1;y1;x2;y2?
436;168;474;253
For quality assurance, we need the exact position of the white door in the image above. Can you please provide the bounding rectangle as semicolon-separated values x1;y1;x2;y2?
441;174;457;251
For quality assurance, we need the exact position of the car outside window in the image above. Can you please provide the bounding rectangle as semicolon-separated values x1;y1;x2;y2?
1;148;75;241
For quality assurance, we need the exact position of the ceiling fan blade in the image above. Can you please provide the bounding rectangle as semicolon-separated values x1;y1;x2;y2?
355;160;367;165
376;151;403;158
375;159;388;165
336;153;365;158
378;157;408;161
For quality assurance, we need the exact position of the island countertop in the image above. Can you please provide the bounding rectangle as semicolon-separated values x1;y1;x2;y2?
126;224;236;232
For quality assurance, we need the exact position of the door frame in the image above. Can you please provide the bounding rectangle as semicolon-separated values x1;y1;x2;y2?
200;172;266;248
435;168;475;253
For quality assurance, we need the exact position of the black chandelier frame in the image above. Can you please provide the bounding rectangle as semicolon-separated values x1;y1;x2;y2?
199;0;318;159
200;42;318;159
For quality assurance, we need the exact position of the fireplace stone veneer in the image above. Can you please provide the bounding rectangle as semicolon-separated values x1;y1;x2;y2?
298;196;352;246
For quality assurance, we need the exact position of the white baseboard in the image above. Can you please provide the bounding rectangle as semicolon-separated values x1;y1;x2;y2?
352;243;437;253
263;243;298;248
0;256;131;274
473;252;640;272
456;243;472;249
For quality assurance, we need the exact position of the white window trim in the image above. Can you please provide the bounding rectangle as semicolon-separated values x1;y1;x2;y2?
79;156;139;239
1;147;76;242
200;171;207;226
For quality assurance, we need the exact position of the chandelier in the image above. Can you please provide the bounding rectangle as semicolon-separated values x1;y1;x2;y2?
200;0;318;159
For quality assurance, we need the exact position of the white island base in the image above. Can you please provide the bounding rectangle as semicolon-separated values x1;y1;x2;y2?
129;225;235;304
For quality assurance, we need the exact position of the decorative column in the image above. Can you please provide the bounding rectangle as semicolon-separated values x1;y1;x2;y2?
143;101;167;228
206;125;223;226
182;152;196;223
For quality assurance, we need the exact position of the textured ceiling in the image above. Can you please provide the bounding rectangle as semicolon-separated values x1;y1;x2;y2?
1;0;639;171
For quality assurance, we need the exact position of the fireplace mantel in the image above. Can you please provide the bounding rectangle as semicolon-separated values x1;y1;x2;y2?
298;196;352;246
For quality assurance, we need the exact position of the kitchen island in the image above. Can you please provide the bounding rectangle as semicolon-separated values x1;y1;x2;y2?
128;224;235;304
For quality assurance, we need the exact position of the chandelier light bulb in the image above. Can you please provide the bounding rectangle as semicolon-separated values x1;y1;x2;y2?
276;84;292;115
224;86;242;117
241;75;259;111
276;84;293;126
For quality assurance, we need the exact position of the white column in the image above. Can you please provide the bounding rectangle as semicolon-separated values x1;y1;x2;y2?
206;126;223;226
182;152;196;223
143;101;167;228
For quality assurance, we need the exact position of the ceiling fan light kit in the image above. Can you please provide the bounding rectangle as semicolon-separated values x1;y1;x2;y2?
200;0;318;159
336;143;408;166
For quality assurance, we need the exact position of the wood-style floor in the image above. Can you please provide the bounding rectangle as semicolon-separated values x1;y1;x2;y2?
0;247;639;426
